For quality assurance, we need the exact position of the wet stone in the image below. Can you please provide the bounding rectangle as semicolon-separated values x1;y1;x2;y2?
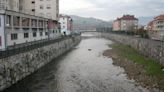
0;65;5;75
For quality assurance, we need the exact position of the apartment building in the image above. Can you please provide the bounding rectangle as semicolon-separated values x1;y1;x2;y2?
113;20;121;31
113;15;138;31
0;0;59;20
59;15;73;35
0;0;60;51
147;14;164;40
20;0;59;20
0;0;20;11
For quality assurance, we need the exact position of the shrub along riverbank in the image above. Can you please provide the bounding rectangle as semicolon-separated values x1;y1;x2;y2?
103;43;164;91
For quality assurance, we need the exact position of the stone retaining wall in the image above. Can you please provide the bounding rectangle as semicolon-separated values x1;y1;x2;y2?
0;36;81;91
101;33;164;66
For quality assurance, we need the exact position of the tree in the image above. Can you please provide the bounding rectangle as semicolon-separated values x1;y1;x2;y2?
135;28;149;38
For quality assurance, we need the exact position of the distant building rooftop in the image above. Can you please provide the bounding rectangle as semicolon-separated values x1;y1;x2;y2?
59;14;71;18
115;15;138;21
154;14;164;20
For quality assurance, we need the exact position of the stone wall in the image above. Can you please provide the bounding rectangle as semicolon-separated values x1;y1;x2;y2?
101;33;164;66
0;36;81;91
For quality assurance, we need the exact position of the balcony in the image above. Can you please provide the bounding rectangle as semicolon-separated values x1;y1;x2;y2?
38;20;44;29
22;17;30;29
5;15;12;28
31;19;37;28
44;21;48;28
13;16;20;28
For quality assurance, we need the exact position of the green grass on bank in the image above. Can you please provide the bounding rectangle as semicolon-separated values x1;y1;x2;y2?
112;44;164;77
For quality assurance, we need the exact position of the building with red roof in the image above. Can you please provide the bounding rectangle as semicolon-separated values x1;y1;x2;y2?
113;15;138;31
147;14;164;40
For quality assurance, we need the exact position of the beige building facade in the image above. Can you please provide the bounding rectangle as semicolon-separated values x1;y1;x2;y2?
20;0;59;20
0;0;20;12
0;0;59;20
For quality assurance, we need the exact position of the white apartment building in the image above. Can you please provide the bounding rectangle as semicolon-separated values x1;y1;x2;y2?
113;15;138;31
120;20;138;31
0;0;60;51
59;15;73;35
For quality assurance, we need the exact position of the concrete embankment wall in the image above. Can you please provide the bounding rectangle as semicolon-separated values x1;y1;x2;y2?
100;33;164;66
0;36;81;91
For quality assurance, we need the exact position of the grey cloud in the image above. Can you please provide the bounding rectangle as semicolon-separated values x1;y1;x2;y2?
60;0;164;20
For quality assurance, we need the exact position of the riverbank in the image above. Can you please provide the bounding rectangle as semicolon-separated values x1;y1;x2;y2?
101;33;164;66
103;43;164;91
2;36;152;92
0;35;81;91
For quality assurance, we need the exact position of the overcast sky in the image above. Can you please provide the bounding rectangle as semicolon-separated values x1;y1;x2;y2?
60;0;164;21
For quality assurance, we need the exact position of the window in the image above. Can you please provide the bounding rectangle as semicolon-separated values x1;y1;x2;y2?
6;15;11;26
33;32;37;37
56;14;59;18
0;36;1;46
13;16;20;26
22;18;30;27
47;7;51;9
40;32;43;36
24;33;29;38
45;32;48;36
40;5;44;9
32;9;35;12
11;34;18;40
31;1;35;4
47;5;51;9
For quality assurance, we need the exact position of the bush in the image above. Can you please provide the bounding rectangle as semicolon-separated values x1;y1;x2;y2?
135;28;149;39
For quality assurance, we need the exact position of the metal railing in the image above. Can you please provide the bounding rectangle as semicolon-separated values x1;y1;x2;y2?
0;35;79;59
99;31;164;42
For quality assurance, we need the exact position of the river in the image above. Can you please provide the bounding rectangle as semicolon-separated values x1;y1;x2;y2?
2;33;149;92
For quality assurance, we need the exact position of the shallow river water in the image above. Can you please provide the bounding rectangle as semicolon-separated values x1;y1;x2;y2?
3;33;149;92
